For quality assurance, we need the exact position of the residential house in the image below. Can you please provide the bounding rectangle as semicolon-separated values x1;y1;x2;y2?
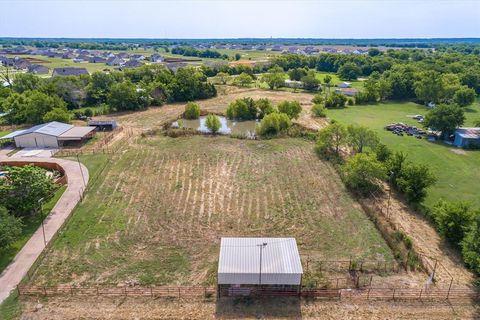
130;54;146;61
106;56;124;66
27;64;49;75
52;67;89;77
89;56;107;63
123;60;142;68
149;54;164;63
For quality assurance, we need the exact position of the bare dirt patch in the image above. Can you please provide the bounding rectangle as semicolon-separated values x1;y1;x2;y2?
19;296;480;319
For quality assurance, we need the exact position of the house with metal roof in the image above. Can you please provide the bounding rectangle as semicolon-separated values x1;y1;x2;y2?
454;127;480;148
217;237;303;296
1;121;95;148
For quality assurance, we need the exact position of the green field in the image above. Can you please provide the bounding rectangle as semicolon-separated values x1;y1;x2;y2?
326;101;480;208
28;136;392;287
0;185;66;274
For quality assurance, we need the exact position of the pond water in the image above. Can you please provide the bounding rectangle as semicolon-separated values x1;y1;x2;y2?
172;116;258;137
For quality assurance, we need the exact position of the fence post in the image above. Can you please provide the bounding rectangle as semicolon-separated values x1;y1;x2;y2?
432;259;438;282
124;286;127;296
17;285;21;296
419;289;422;300
178;287;181;298
151;287;153;298
392;288;395;301
367;288;371;300
447;278;453;300
336;278;339;289
43;286;47;296
97;287;99;296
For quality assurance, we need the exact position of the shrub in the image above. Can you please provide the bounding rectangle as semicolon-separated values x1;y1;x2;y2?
257;112;292;136
0;206;23;250
325;92;347;109
395;163;436;203
84;108;94;117
462;214;480;275
255;98;274;119
205;114;221;134
226;98;257;120
315;123;348;159
311;94;324;105
43;107;71;123
184;102;200;119
311;104;326;117
277;101;302;119
433;200;475;247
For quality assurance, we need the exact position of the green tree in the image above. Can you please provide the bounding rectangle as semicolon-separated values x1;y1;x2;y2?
107;81;149;111
255;98;274;119
233;72;253;87
342;153;386;195
205;114;221;134
423;104;465;138
288;68;308;81
277;101;302;119
261;71;285;90
0;206;23;250
312;93;324;105
347;125;379;153
184;102;200;119
86;72;116;104
42;107;71;123
257;112;292;136
315;122;348;159
311;104;326;117
337;62;361;80
0;165;56;216
414;71;445;104
234;53;241;61
396;163;436;203
226;98;257;120
433;200;476;247
323;74;333;94
375;143;392;162
462;214;480;275
453;87;476;107
12;73;41;93
301;72;321;91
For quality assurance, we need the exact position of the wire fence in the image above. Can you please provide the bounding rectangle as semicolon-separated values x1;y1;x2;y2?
302;256;401;274
18;285;479;302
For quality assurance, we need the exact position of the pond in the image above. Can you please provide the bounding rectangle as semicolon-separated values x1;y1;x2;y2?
172;116;258;137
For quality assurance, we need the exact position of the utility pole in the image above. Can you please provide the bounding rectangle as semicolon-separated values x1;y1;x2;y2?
257;242;268;286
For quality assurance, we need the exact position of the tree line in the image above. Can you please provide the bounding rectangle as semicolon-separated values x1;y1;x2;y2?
0;65;216;125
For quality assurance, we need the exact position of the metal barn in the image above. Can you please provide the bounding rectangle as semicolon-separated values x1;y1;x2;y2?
217;237;303;297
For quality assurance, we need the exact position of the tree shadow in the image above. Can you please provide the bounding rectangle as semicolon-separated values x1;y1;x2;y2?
215;296;302;319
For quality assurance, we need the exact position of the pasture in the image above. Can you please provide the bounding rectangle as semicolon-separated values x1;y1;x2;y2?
29;135;392;286
326;101;480;208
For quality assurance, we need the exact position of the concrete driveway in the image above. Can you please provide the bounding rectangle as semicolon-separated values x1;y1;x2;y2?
0;155;89;303
10;148;57;158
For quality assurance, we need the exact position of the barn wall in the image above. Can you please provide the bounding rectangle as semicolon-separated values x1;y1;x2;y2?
218;273;302;285
14;133;59;148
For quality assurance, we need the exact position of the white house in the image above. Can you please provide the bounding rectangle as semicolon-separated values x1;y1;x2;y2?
1;121;95;148
217;237;303;296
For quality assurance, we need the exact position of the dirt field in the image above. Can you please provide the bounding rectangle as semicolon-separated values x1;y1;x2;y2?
29;135;392;287
19;296;480;319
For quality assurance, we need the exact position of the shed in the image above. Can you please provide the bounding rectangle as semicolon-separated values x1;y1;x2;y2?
88;120;118;131
454;127;480;148
218;237;303;292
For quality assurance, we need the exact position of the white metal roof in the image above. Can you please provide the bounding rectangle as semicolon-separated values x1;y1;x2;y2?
218;237;303;276
1;122;73;139
58;126;95;140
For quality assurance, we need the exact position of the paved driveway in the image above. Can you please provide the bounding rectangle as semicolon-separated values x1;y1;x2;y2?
0;155;89;303
10;148;57;158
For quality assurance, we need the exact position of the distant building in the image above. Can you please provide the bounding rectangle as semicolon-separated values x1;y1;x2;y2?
123;59;142;68
454;127;480;148
27;64;49;75
284;79;304;89
149;54;164;63
89;56;107;63
130;54;146;61
106;56;124;66
52;67;89;77
88;120;118;131
337;82;351;88
335;87;359;96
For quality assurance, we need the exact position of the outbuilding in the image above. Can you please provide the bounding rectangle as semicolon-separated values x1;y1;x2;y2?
0;121;95;148
88;120;118;131
217;237;303;297
454;127;480;148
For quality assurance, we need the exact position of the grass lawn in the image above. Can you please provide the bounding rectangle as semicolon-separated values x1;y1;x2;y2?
0;185;67;274
314;72;364;89
0;130;11;138
29;136;392;287
326;101;480;208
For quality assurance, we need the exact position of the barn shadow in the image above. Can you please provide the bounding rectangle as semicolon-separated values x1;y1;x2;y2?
215;296;302;319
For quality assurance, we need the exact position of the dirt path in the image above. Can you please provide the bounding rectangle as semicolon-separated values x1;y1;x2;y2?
374;191;475;286
0;155;89;303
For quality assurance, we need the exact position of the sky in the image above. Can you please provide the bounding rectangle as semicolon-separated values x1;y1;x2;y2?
1;0;480;39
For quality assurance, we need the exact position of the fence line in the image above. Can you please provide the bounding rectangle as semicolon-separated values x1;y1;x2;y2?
17;285;478;302
301;256;401;274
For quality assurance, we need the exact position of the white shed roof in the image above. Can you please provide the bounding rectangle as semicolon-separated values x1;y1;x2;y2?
1;122;73;139
218;237;303;285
